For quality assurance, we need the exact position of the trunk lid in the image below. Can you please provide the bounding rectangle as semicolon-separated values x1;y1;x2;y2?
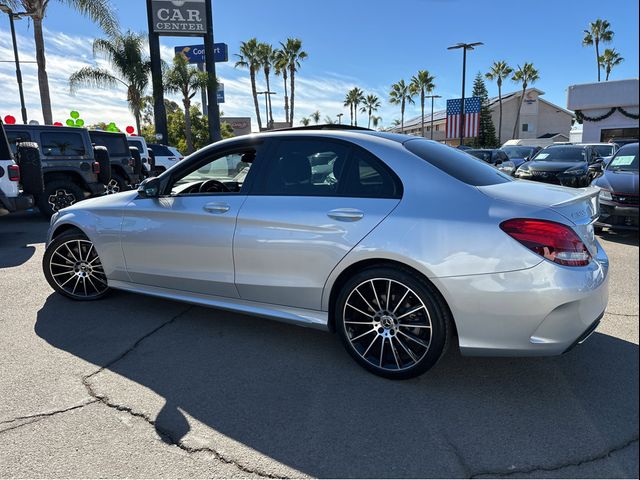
478;180;600;255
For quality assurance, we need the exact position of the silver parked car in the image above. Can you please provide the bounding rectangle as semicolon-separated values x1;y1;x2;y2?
43;129;609;379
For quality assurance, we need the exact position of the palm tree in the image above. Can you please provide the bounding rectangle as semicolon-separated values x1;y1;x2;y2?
300;117;310;126
389;80;415;132
371;115;382;129
344;91;355;126
583;19;614;82
7;0;119;125
274;48;290;124
323;115;337;124
485;61;513;145
163;55;209;154
360;94;381;129
257;42;276;128
351;87;365;126
281;38;308;126
235;38;263;130
311;110;321;124
511;63;540;139
409;70;436;138
599;48;624;81
69;31;150;135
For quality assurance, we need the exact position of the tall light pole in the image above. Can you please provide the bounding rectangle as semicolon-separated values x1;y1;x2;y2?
257;91;276;130
337;113;343;124
0;4;29;124
424;94;442;140
447;42;482;146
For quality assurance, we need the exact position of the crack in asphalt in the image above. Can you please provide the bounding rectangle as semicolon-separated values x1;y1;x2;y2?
81;305;286;479
606;311;639;317
0;400;98;434
469;436;639;478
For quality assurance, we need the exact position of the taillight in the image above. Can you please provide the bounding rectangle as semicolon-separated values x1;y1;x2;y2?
500;218;591;267
8;164;20;182
92;161;100;174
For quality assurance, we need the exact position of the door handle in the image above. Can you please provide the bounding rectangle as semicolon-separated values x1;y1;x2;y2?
327;208;364;222
203;202;230;214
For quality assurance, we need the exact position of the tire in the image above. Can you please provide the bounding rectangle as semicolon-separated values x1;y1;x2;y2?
43;230;110;301
335;266;451;379
93;146;112;185
37;180;85;219
594;226;604;235
16;142;44;195
104;172;129;194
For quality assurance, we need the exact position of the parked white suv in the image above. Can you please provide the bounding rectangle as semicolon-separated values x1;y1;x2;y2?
148;143;184;174
126;136;151;173
0;121;34;216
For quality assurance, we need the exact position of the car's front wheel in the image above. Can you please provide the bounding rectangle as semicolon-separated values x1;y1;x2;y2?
336;267;451;379
43;231;110;301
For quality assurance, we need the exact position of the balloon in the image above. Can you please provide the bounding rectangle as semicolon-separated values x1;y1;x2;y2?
66;119;75;126
70;110;80;119
3;115;16;125
53;122;63;126
75;119;85;127
125;126;135;135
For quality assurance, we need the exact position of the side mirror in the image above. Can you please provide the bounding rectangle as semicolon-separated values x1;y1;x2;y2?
137;177;161;198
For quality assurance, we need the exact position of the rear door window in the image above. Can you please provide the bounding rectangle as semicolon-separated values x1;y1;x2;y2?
40;132;86;157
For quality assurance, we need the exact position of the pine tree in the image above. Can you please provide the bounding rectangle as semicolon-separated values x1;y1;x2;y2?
471;73;498;148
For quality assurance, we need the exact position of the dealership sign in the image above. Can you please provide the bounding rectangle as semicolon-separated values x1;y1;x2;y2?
174;43;228;63
151;0;207;35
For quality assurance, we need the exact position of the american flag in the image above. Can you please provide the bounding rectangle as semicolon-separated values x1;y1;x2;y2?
446;97;481;139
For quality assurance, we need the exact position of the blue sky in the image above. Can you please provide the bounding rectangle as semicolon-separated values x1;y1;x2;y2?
1;0;638;130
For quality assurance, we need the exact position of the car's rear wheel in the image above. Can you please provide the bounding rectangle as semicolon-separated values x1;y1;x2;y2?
43;231;110;300
336;267;450;379
104;173;128;194
37;180;84;218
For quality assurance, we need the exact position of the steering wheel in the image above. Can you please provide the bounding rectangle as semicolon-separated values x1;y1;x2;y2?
199;179;231;193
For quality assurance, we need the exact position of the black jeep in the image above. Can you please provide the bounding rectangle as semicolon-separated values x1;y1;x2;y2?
89;130;145;193
4;124;110;218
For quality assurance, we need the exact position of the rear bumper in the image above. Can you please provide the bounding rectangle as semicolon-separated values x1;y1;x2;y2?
596;201;639;230
433;241;609;356
0;191;34;215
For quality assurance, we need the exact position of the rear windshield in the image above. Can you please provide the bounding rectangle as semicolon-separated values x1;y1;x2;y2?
150;144;174;156
404;139;513;186
41;132;86;156
591;144;615;157
502;146;535;159
532;146;586;162
90;132;129;156
128;139;145;152
4;130;31;156
467;150;492;162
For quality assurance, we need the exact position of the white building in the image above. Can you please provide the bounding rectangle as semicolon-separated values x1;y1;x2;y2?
391;88;573;146
567;78;639;143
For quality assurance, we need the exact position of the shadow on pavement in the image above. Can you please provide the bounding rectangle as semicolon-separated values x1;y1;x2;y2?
0;210;47;268
35;292;639;478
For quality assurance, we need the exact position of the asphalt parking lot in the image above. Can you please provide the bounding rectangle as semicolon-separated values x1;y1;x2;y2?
0;211;638;478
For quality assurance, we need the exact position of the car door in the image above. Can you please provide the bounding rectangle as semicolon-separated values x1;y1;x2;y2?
120;143;261;297
233;137;402;310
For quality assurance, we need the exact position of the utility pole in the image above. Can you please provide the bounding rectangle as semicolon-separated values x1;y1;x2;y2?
447;42;482;146
425;94;441;140
0;4;28;124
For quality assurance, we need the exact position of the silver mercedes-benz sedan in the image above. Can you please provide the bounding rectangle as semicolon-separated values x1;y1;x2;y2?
43;128;609;379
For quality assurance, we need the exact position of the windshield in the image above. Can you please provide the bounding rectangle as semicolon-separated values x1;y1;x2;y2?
502;146;534;159
591;144;615;157
607;144;638;172
532;147;585;163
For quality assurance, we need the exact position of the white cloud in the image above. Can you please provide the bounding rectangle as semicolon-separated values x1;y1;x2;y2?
1;27;406;132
